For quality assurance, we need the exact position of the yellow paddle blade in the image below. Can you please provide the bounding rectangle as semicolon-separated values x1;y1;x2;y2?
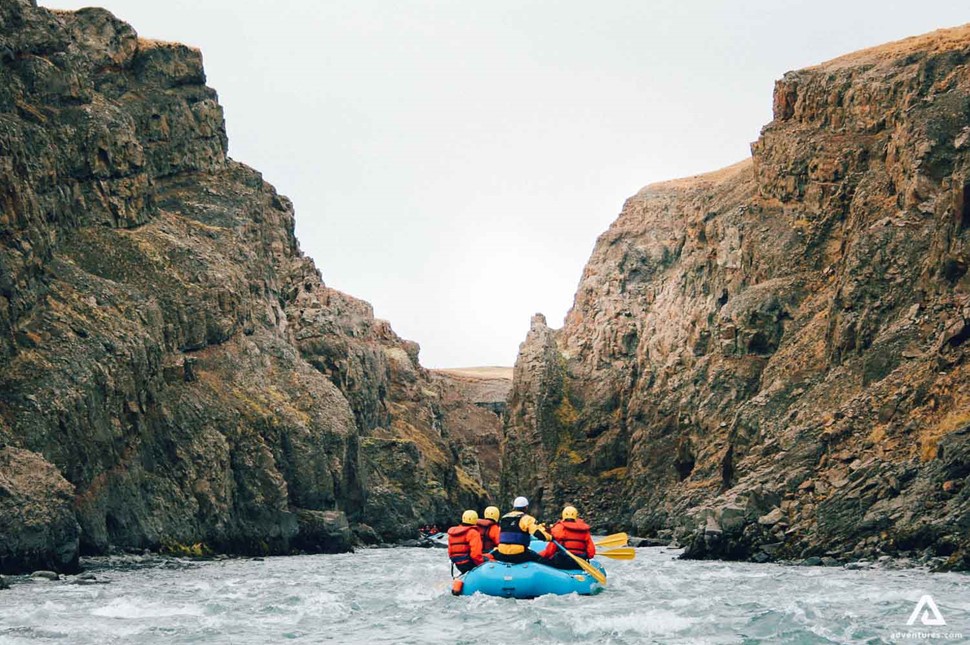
594;533;628;549
596;547;635;560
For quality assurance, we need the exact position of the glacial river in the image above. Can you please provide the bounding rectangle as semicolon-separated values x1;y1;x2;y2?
1;547;968;644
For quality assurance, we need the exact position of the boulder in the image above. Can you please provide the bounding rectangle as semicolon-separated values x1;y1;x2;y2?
758;508;786;526
0;448;80;574
628;536;668;547
292;510;353;554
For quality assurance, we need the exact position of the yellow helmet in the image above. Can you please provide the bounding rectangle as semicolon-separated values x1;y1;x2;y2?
483;506;500;522
461;509;479;525
562;505;579;520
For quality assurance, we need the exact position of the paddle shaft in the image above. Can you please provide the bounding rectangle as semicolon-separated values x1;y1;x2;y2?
548;536;607;585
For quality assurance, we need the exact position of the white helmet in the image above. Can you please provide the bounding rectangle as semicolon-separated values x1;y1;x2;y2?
513;496;529;508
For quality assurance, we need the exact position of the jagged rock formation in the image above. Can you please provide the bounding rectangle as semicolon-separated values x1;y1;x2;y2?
503;25;970;570
0;0;493;573
431;368;512;498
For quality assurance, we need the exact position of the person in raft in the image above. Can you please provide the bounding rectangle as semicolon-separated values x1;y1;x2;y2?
447;510;490;573
493;496;552;564
476;506;501;553
539;505;596;569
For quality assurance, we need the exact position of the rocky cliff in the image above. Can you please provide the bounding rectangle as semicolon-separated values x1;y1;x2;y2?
503;25;970;570
0;0;496;574
431;368;512;498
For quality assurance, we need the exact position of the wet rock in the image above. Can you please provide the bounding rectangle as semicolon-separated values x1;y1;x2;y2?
802;557;822;566
0;448;80;574
292;510;353;555
628;536;668;547
30;570;60;581
352;524;382;546
0;575;8;590
760;542;782;556
72;572;105;586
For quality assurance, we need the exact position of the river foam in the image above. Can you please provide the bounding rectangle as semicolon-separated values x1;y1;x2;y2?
1;547;967;643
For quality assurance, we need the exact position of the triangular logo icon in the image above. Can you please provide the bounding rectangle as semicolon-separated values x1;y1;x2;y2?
907;595;946;626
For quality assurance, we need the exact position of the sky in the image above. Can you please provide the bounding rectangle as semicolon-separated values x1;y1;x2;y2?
42;1;970;367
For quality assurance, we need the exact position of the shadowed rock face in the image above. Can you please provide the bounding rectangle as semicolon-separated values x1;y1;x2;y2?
0;1;494;572
503;25;970;570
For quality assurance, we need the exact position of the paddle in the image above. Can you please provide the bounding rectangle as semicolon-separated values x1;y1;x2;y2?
596;547;635;560
594;533;628;549
546;535;607;585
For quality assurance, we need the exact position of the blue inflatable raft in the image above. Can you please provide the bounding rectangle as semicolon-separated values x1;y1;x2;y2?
458;539;606;598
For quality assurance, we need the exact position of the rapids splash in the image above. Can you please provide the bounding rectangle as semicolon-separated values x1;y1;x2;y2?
1;547;967;643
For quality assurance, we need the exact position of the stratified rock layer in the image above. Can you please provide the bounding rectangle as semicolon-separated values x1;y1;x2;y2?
503;25;970;569
0;0;493;572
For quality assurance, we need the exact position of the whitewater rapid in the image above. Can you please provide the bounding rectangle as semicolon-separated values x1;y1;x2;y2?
1;547;967;643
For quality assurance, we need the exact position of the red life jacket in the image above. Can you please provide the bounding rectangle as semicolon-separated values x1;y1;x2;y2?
447;524;476;566
476;518;498;551
552;519;591;557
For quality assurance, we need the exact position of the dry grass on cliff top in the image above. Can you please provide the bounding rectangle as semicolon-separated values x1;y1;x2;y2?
434;367;513;381
810;22;970;70
638;158;753;195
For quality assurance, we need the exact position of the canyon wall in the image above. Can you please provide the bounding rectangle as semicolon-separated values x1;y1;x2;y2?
503;25;970;570
0;0;497;574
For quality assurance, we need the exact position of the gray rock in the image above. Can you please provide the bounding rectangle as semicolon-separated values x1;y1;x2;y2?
352;524;382;546
0;448;80;575
30;570;60;581
0;575;8;590
718;506;748;532
293;510;353;554
761;542;783;556
802;556;823;566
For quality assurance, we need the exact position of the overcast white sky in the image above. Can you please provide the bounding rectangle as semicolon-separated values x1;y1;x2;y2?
42;1;969;367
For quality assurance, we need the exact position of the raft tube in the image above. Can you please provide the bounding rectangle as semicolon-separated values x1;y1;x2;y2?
460;558;606;599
